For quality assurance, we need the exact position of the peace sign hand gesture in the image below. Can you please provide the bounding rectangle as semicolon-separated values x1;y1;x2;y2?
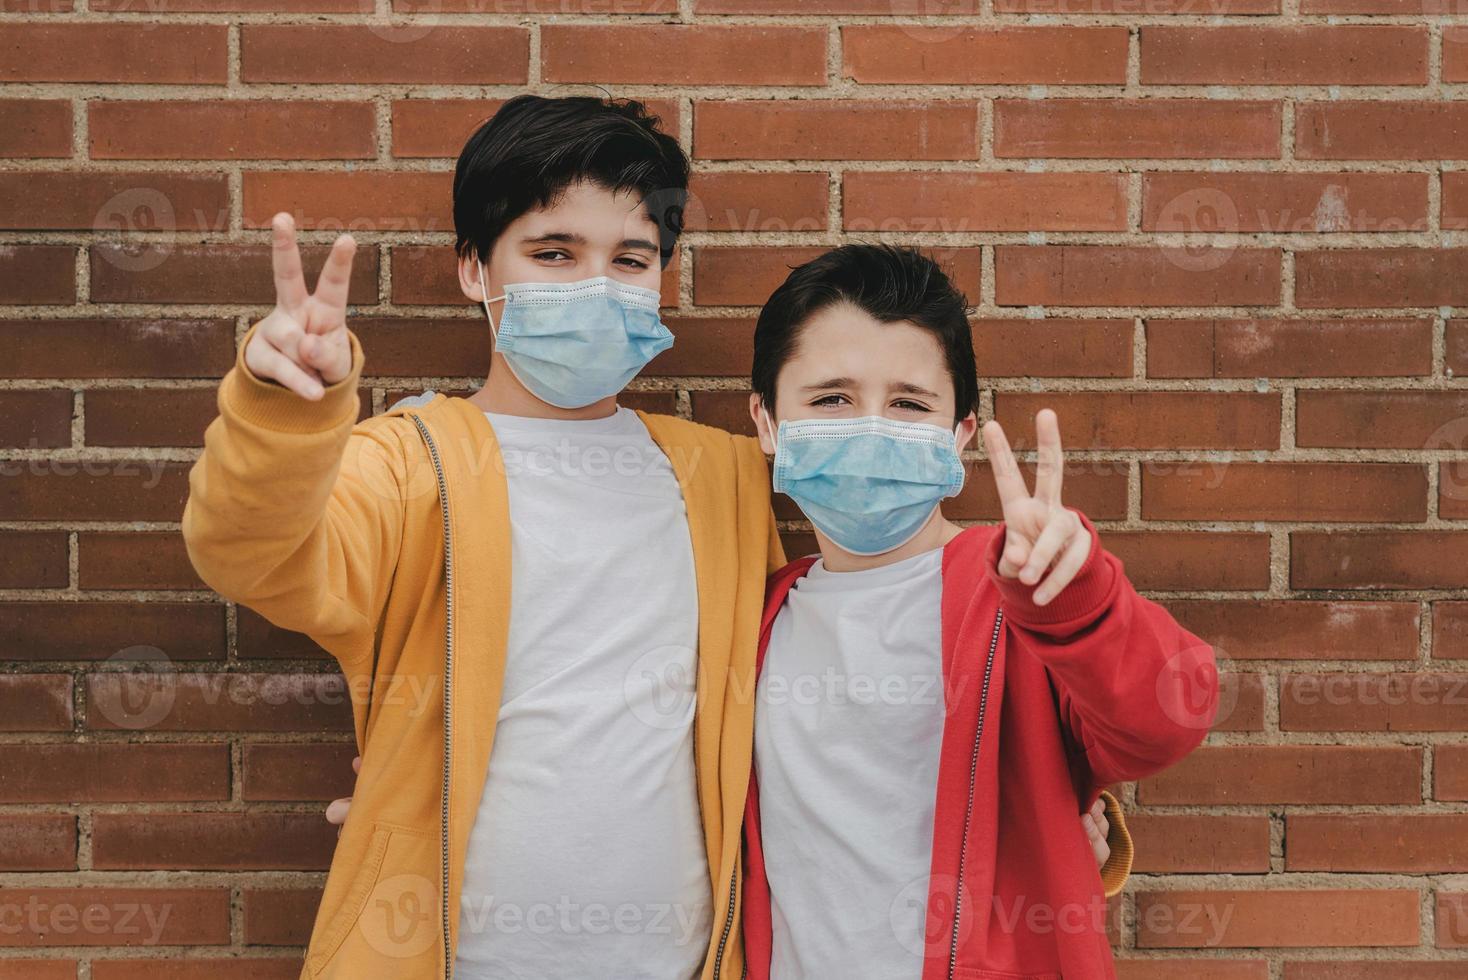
242;212;357;400
982;408;1092;607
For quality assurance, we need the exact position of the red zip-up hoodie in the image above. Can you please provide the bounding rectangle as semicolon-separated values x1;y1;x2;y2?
741;514;1218;980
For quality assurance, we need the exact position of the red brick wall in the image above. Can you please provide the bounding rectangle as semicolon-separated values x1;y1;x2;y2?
2;3;1467;978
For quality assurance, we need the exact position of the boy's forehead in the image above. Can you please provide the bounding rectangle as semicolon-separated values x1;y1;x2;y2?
782;307;953;388
524;182;658;234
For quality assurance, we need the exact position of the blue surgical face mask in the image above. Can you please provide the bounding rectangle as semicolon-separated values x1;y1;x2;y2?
767;411;967;557
477;259;674;409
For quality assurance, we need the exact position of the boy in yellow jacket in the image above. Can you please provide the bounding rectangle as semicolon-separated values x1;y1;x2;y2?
184;95;1126;980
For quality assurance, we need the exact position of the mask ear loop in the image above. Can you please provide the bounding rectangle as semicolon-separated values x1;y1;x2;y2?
475;258;507;336
760;403;779;454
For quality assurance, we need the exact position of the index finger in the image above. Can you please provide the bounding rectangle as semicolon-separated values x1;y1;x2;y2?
1033;408;1064;507
309;232;358;327
269;212;309;313
982;420;1030;507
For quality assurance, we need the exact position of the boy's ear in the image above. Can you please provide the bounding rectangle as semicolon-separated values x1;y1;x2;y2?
955;412;980;454
457;251;487;303
749;393;777;455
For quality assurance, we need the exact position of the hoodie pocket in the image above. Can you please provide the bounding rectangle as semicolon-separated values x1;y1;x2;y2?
305;821;441;979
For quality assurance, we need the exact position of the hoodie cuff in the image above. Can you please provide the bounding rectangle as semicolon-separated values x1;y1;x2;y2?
220;321;364;434
984;509;1117;631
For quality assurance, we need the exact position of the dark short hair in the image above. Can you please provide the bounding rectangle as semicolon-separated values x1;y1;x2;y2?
751;244;979;423
452;95;689;268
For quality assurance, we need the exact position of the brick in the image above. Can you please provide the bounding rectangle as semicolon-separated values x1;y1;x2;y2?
544;26;824;86
1141;26;1427;85
1448;27;1468;81
1287;964;1468;980
1438;173;1468;230
0;602;225;662
91;961;301;980
1439;745;1468;799
0;675;73;732
1103;531;1271;591
1139;745;1422;804
0;319;233;379
843;27;1126;84
0;814;76;871
0;172;227;232
0;390;71;448
242;742;358;801
0;887;229;946
1144;462;1427;522
0;99;71;158
1119;963;1269;980
0;246;75;304
995;392;1279;450
1215;672;1266;732
0;960;75;980
86;673;352;733
1282;672;1468;732
995;99;1281;159
1142;172;1427;234
77;532;204;590
0;459;191;522
695;246;983;307
1165;599;1421;661
694;100;978;161
242;887;321;945
645;318;754;376
1439;602;1468;659
1288;814;1468;871
84;388;219;449
1126;814;1271;873
1298;102;1468;159
0;24;227;83
0;532;68;588
1441;892;1468;948
0;744;228;803
243;171;452;232
1451;320;1468;377
973;319;1133;378
995;246;1281;308
1293;531;1468;589
90;101;375;161
1298;391;1468;449
1297;248;1468;308
92;812;337;870
402;0;673;7
1146;318;1432;378
844;171;1126;233
687;172;828;233
240;25;529;85
90;243;378;305
1135;889;1418;948
348;318;489;378
236;608;330;661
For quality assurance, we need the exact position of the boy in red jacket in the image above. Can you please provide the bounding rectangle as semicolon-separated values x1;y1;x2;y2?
741;245;1218;980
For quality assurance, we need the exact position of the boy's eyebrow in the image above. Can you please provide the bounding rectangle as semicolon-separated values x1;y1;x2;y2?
801;377;858;391
521;232;659;253
892;381;942;398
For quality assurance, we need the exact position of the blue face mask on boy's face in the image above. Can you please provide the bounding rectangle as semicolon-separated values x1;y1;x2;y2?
768;411;967;557
477;259;674;409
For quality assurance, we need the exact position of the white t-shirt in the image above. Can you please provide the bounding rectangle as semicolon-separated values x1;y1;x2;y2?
453;406;711;980
754;546;947;980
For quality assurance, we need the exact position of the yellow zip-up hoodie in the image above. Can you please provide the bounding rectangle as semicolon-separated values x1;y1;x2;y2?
182;323;784;980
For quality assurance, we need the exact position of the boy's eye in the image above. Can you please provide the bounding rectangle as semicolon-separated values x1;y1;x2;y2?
811;394;849;407
531;249;571;262
615;255;652;270
893;399;932;413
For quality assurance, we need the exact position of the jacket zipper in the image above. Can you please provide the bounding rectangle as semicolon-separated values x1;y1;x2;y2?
411;414;455;980
946;610;1003;980
711;862;738;980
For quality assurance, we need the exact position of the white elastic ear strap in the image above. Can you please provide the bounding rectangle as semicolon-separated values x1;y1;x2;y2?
475;259;506;335
761;404;778;452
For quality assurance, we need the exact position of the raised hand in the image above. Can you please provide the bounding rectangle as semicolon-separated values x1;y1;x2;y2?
982;408;1091;607
243;212;356;400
